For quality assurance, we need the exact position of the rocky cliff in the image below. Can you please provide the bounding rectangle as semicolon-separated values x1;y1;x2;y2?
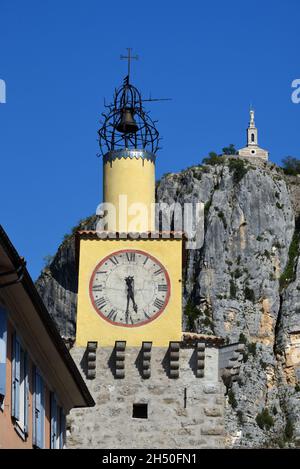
36;157;300;448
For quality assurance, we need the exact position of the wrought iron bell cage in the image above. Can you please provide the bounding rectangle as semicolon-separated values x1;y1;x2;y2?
98;76;160;156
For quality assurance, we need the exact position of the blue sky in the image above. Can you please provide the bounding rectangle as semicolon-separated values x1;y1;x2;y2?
0;0;300;279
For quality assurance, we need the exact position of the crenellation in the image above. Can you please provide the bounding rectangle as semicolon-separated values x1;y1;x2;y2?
86;340;97;379
141;341;152;379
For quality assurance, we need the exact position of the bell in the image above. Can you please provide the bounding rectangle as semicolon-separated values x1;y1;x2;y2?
116;108;139;134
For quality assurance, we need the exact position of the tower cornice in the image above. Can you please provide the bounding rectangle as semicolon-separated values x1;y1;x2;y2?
103;149;156;164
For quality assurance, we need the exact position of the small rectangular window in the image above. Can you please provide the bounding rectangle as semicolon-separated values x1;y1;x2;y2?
132;403;148;419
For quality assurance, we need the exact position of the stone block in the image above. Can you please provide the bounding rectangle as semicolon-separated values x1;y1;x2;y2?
203;383;219;394
204;406;223;417
201;426;224;436
215;396;224;405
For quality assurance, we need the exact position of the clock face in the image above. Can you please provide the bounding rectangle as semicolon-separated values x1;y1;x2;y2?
89;249;171;327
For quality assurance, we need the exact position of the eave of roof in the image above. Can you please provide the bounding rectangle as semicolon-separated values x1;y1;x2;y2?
0;225;95;408
77;230;186;239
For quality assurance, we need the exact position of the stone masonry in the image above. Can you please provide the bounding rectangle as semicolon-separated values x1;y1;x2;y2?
67;345;225;448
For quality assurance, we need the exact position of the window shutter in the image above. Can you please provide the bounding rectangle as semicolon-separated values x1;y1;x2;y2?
24;353;29;434
50;393;57;449
11;334;20;420
33;369;45;449
59;408;66;449
0;307;7;396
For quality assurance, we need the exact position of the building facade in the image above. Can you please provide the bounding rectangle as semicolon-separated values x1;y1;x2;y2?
0;225;94;449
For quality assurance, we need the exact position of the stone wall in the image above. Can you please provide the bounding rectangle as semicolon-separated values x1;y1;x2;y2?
67;345;225;449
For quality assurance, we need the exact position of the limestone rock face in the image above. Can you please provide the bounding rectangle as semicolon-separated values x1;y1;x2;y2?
35;216;97;339
36;159;300;447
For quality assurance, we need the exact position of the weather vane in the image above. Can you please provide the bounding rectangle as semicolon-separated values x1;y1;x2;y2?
120;48;138;81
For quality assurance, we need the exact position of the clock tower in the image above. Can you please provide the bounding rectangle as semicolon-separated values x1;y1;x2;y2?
68;52;244;449
75;52;183;347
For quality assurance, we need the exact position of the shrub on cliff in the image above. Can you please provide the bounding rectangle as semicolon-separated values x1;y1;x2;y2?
256;408;274;430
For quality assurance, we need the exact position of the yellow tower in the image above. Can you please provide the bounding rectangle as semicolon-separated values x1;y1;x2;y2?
103;149;155;232
75;55;183;347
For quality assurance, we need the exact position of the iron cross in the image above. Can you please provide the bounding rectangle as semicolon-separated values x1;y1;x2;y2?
120;48;138;80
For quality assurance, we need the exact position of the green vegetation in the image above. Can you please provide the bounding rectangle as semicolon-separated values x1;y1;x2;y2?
295;383;300;392
228;389;238;409
234;268;243;279
280;217;300;290
256;235;264;241
247;342;257;356
282;156;300;176
204;200;212;218
222;144;237;155
62;215;96;244
230;279;237;299
202;152;225;166
263;249;271;260
260;359;268;370
256;408;274;430
239;332;247;344
237;410;243;425
202;308;214;329
203;316;214;328
184;299;200;332
184;301;214;333
284;419;294;440
244;286;255;303
218;211;227;229
228;158;248;184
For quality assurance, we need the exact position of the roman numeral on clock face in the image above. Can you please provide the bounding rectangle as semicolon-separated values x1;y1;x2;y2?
95;297;106;309
92;284;103;292
107;309;117;321
153;298;164;309
143;310;150;319
154;268;163;276
126;252;136;262
158;284;168;291
109;256;119;265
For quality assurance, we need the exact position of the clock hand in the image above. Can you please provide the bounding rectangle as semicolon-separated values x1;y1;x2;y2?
125;276;138;318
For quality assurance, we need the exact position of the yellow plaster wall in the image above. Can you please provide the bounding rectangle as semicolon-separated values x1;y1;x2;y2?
75;238;182;346
103;158;155;231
